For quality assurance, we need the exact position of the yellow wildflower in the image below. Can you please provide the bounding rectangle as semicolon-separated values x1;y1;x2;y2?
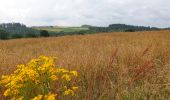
50;75;58;81
62;74;71;81
70;71;78;77
32;95;43;100
64;89;74;96
57;68;69;73
4;89;11;96
64;86;67;90
72;86;78;91
18;97;24;100
4;89;19;97
11;97;23;100
44;93;57;100
0;56;78;99
0;75;11;85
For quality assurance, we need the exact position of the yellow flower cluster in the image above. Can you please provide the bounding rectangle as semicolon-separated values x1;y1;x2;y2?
0;56;78;100
32;93;57;100
63;86;78;96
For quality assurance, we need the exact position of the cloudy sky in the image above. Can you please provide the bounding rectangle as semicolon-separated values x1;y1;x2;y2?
0;0;170;27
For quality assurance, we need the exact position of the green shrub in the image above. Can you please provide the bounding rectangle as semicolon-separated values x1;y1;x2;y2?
40;30;50;37
25;33;38;38
0;29;9;40
11;34;23;39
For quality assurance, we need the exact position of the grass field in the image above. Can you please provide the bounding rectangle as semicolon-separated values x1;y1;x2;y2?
0;30;170;99
35;26;89;32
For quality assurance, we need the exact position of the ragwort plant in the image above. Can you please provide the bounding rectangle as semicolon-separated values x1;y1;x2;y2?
0;56;78;100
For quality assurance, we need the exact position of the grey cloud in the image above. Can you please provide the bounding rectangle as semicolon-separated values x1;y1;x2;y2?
0;0;170;27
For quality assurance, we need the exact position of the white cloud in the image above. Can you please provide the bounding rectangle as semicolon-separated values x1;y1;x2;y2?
0;0;170;27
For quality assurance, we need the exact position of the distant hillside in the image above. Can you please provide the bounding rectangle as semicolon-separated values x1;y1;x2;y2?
163;27;170;30
0;23;39;35
89;24;160;32
81;25;93;28
31;24;164;37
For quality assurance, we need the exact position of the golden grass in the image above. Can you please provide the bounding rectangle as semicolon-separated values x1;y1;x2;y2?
0;30;170;99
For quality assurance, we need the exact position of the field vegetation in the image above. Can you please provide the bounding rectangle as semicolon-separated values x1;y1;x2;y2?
0;30;170;99
35;26;89;33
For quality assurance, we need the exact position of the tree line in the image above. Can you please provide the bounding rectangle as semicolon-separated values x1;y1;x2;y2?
88;24;160;33
0;23;51;40
0;23;94;40
0;23;166;40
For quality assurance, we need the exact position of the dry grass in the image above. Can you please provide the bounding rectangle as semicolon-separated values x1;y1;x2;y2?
0;30;170;99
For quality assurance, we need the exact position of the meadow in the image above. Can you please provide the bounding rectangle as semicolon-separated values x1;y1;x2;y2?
0;30;170;99
35;26;89;32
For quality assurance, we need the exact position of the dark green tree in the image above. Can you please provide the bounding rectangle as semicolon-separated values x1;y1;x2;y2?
125;29;135;32
25;33;38;38
40;30;49;37
11;34;23;39
0;29;9;40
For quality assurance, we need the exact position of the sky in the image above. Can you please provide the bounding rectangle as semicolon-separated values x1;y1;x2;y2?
0;0;170;27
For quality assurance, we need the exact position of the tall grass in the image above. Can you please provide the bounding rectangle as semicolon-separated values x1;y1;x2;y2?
0;30;170;99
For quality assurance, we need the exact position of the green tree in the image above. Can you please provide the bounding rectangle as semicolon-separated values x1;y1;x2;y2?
40;30;50;37
11;34;23;39
25;33;38;38
0;29;9;40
